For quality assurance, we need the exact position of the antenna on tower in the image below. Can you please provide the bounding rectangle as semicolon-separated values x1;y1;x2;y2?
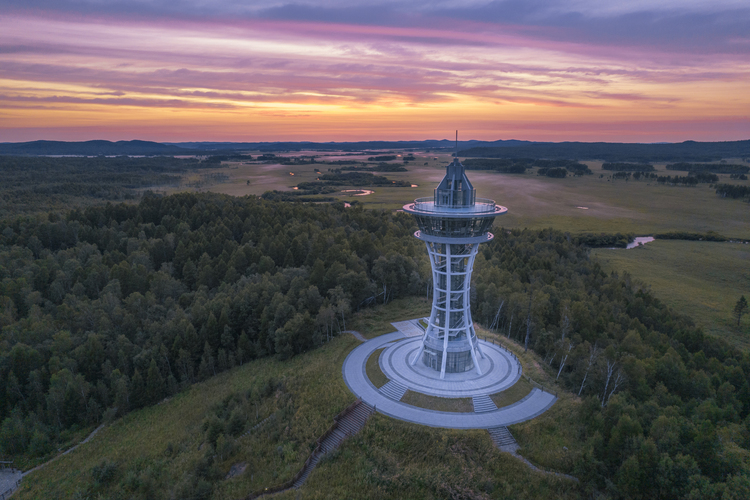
455;130;458;158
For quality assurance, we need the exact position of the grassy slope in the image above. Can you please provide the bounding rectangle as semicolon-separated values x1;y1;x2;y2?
16;335;360;500
593;240;750;349
16;300;583;500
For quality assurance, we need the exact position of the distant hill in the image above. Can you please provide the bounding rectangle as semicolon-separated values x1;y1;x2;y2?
0;140;192;156
168;139;537;152
2;138;748;161
458;140;750;162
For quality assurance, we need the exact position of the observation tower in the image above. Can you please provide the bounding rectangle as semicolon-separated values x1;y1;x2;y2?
403;143;506;379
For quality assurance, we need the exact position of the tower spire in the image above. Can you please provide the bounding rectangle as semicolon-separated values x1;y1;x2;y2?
455;130;458;158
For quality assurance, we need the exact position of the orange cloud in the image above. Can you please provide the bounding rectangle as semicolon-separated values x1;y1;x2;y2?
0;11;748;142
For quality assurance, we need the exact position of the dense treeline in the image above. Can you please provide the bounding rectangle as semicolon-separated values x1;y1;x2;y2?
656;173;719;185
602;163;655;172
332;164;408;173
463;158;590;175
573;233;634;248
0;156;214;217
472;229;750;498
258;191;337;203
715;184;750;200
666;163;750;174
459;140;750;162
0;193;426;460
654;231;729;242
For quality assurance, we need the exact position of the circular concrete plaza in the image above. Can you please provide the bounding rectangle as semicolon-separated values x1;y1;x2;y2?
342;331;557;429
379;337;521;398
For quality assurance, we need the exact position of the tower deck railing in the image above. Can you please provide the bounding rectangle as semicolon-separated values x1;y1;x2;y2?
411;197;499;214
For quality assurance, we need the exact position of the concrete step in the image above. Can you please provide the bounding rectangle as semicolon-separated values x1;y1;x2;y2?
487;426;518;449
472;395;498;413
379;381;407;401
293;402;375;489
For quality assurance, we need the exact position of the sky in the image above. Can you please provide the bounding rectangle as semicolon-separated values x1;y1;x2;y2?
1;0;748;143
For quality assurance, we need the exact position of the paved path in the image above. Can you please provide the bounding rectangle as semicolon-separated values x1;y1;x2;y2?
342;332;557;429
391;319;425;337
0;469;22;499
342;330;367;342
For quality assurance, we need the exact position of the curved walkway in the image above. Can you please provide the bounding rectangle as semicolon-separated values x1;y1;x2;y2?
379;337;521;397
342;332;557;429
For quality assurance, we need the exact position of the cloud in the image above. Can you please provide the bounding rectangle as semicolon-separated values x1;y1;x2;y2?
0;1;748;141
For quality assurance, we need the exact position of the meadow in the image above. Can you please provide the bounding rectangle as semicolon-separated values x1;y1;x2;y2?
593;240;750;349
171;153;750;238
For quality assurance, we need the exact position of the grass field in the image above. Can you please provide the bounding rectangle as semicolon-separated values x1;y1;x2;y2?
169;152;750;239
400;390;474;412
490;377;533;408
366;348;388;388
593;240;750;349
15;300;584;499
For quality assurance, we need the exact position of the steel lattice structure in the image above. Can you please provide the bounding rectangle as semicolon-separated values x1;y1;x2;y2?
403;156;506;378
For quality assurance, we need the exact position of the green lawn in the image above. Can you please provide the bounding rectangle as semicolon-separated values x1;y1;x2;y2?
366;348;388;388
400;390;474;412
593;240;750;349
491;377;533;408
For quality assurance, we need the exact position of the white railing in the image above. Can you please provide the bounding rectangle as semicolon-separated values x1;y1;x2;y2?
410;197;500;214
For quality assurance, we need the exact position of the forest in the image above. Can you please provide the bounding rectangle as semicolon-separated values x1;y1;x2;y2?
0;156;215;217
463;158;591;175
666;163;750;174
472;230;750;498
459;140;750;162
0;194;425;462
715;184;750;201
1;192;748;498
602;163;655;172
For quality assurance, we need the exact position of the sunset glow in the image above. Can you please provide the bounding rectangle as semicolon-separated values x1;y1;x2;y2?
1;1;748;142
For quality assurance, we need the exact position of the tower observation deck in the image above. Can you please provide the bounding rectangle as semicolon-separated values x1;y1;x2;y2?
402;155;507;378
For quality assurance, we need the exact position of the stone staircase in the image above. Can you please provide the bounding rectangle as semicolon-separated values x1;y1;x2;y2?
292;402;374;488
487;426;579;482
472;395;498;413
247;401;375;497
240;413;276;438
379;380;407;401
487;426;519;452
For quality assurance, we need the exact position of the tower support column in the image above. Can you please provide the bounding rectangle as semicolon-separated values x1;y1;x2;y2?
440;243;452;379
